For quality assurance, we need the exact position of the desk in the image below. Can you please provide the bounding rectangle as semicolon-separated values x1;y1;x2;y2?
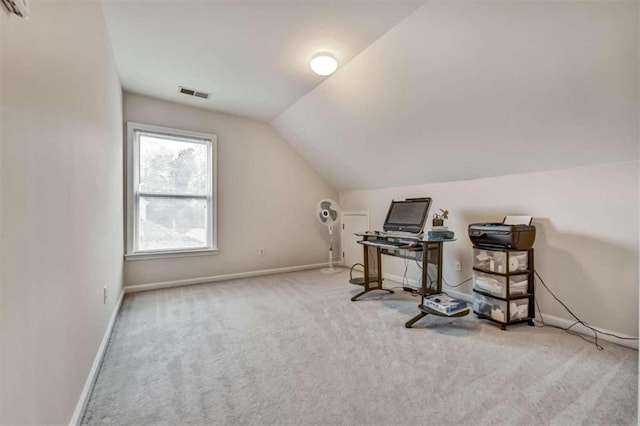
353;232;458;328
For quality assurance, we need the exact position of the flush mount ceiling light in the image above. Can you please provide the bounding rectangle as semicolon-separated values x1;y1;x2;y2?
310;53;338;76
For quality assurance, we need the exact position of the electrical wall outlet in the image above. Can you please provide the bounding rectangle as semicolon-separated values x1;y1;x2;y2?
455;260;462;271
258;248;265;257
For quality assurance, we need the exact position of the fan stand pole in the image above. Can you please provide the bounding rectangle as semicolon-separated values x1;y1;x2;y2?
321;225;341;274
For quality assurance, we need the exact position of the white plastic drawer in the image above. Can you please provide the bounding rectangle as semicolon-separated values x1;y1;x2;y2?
473;248;528;273
473;293;530;323
473;270;529;298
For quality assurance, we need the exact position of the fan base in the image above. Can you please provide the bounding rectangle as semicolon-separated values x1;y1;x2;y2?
320;267;343;274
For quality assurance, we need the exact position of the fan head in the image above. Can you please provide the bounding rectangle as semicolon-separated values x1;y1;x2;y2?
317;199;341;227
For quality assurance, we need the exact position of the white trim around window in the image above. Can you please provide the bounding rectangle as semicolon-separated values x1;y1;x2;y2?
125;122;218;260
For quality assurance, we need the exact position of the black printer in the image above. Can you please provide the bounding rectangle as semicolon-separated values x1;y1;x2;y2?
468;223;536;250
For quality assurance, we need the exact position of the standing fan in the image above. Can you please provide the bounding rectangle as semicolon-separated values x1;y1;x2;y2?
316;199;342;273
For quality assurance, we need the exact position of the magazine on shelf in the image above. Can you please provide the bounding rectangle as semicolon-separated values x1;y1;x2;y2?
423;293;469;315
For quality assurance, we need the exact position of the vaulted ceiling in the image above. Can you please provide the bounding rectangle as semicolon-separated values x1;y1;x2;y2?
272;1;638;190
102;1;638;192
101;1;423;121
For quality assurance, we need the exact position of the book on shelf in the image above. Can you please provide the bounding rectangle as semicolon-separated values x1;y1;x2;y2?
423;293;469;315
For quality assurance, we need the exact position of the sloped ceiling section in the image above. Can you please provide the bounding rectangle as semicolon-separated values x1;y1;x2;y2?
101;1;424;121
272;1;638;191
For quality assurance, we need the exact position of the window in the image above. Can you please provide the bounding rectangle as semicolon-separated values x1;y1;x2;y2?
126;122;217;258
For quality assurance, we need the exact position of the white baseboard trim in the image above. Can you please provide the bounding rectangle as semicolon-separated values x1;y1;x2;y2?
534;312;638;350
382;273;636;349
382;273;474;302
69;288;125;426
382;272;420;289
442;288;474;303
124;262;335;294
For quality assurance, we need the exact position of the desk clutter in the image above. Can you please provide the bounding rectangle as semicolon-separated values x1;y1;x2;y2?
354;231;463;327
351;197;466;328
428;209;455;240
427;226;455;240
349;201;537;331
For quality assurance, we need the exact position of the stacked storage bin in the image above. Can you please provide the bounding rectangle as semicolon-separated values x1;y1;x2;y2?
472;247;535;330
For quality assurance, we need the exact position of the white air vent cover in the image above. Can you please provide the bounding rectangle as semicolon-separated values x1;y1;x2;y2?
179;86;211;100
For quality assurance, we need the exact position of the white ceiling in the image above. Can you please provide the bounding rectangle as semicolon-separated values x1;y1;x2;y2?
273;1;639;190
101;0;424;121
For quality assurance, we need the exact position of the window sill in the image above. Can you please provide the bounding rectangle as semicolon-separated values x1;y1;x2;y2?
125;248;219;261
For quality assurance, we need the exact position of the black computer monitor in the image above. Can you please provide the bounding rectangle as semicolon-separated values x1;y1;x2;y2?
382;198;431;233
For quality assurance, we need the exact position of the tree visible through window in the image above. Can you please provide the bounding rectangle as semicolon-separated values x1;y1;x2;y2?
127;123;216;256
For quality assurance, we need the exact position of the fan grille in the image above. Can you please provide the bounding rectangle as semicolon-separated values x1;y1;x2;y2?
317;199;340;226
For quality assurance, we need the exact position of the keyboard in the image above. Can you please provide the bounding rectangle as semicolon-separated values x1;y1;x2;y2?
359;231;423;241
372;239;407;246
360;239;420;250
381;231;423;240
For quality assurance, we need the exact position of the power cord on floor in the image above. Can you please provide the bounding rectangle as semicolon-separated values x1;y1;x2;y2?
533;294;604;350
534;269;639;351
386;285;422;297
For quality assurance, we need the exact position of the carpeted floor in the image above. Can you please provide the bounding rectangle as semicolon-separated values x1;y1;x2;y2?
82;269;638;425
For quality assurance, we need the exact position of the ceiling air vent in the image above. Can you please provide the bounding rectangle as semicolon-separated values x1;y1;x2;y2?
179;86;211;100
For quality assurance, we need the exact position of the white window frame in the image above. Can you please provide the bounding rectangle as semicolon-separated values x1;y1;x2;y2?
125;122;218;260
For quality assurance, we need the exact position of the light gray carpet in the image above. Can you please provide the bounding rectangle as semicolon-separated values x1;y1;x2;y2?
83;269;638;425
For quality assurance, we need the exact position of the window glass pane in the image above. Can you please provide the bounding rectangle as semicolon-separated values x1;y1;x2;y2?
139;133;208;195
137;196;208;251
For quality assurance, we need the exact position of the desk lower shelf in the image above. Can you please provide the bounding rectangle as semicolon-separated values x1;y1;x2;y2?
419;304;470;318
405;304;470;328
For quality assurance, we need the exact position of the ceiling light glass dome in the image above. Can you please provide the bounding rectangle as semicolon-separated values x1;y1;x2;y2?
310;53;338;76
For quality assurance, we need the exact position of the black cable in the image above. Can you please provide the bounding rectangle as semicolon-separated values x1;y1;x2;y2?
534;269;638;350
535;270;638;341
533;291;604;350
443;277;472;288
388;286;406;291
533;277;605;350
402;257;409;287
426;272;436;292
349;263;364;281
388;285;422;297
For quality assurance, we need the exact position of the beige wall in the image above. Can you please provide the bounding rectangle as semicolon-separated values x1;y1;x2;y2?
340;162;639;338
0;2;123;424
123;93;337;286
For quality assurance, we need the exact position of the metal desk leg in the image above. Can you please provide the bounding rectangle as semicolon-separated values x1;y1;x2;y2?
351;245;395;301
405;312;428;328
405;241;444;327
351;287;395;301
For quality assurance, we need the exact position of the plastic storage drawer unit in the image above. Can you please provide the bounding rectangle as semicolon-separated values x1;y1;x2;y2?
473;293;530;323
473;248;528;273
473;270;529;298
